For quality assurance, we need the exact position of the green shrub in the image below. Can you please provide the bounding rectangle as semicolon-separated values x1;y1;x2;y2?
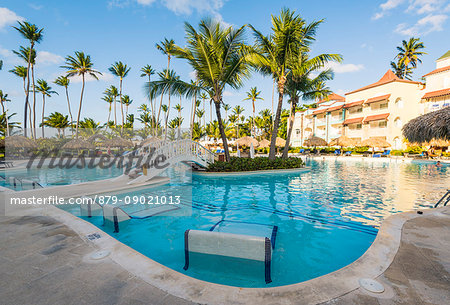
405;146;424;154
391;150;403;156
206;157;304;172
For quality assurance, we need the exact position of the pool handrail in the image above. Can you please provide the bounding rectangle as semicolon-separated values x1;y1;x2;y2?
434;189;450;208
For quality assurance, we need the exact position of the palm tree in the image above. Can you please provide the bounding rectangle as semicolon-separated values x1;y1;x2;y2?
161;104;168;132
41;112;70;137
109;61;130;129
101;93;113;127
0;60;2;70
13;46;37;137
122;95;132;117
0;90;11;136
250;8;342;159
140;64;156;125
78;117;103;137
138;104;152;128
395;37;426;79
9;65;32;130
36;79;58;138
61;51;102;138
13;21;43;137
232;105;245;138
0;113;20;137
173;19;251;161
390;60;413;80
174;103;183;131
156;38;176;71
104;85;119;125
243;87;263;137
54;75;74;132
281;53;336;158
223;103;231;121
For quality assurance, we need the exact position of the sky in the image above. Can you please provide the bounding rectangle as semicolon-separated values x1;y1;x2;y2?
0;0;449;128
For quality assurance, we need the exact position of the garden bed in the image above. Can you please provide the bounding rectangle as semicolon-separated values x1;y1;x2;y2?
206;157;304;172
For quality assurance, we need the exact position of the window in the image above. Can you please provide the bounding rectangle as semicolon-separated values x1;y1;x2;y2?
295;129;301;135
356;124;362;130
395;98;403;108
380;102;388;109
350;107;362;114
394;117;402;128
379;121;387;128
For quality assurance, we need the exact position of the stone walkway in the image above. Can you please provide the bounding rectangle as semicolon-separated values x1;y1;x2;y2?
0;207;449;305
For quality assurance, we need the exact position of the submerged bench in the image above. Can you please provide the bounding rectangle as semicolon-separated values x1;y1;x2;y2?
183;229;274;283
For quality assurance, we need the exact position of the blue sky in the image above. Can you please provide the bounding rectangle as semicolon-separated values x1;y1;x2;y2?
0;0;449;128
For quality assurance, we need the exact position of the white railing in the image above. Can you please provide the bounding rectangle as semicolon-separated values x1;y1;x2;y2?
126;139;216;184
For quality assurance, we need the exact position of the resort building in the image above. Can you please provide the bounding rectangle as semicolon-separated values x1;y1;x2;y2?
290;53;450;149
420;50;450;114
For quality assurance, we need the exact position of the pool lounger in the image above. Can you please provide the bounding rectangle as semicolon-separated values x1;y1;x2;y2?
183;229;274;284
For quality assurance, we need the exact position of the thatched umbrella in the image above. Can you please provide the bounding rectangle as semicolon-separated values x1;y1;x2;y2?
5;135;37;149
359;137;391;148
108;137;133;148
275;137;286;147
87;134;110;148
427;139;450;147
141;136;161;146
329;135;357;147
304;136;327;147
402;107;450;143
235;136;259;147
258;139;270;148
62;139;95;150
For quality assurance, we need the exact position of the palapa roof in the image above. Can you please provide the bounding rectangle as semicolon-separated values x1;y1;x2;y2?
275;137;286;147
108;137;133;147
258;139;270;148
141;136;162;146
359;137;391;148
402;107;450;143
62;139;95;150
329;135;357;147
304;136;327;147
235;136;259;147
5;136;37;149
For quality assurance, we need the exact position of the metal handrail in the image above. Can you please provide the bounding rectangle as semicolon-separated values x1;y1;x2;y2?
434;190;450;208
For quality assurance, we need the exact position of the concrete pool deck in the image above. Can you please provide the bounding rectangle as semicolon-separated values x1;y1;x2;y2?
0;200;449;304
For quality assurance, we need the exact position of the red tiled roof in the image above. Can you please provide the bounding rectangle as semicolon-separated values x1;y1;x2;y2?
365;94;391;105
423;65;450;77
344;100;364;108
317;93;345;104
363;113;390;123
422;88;450;99
343;117;363;125
312;108;328;115
346;70;422;95
327;105;344;112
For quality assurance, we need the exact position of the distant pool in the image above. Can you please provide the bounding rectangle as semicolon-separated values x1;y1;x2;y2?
0;166;123;190
62;159;449;287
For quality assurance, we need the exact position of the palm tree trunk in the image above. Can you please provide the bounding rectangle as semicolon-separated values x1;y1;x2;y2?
31;64;37;139
23;43;33;138
65;86;74;134
75;74;85;139
271;79;275;121
107;105;111;126
148;75;155;130
41;94;46;138
269;83;285;160
252;100;255;137
113;96;117;126
156;89;165;133
1;102;8;136
119;78;124;131
165;89;171;139
282;97;298;158
214;97;230;162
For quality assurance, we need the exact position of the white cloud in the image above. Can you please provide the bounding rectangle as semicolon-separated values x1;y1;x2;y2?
28;3;43;10
0;7;25;30
395;13;447;35
69;71;115;83
327;62;365;73
36;51;64;66
372;0;406;19
223;90;234;97
407;0;447;14
188;71;197;80
137;0;157;5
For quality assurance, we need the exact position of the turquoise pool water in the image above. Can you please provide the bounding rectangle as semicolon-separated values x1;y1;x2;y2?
65;159;449;287
0;166;123;190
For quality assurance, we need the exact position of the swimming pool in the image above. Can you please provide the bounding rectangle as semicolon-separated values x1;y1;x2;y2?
63;158;449;287
0;166;123;190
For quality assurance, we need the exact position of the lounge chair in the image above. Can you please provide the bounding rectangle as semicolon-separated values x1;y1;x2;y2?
334;149;341;155
373;154;381;158
381;150;390;157
299;149;305;154
0;161;14;168
344;151;352;156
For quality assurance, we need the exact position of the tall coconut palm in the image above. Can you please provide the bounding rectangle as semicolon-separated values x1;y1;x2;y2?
0;60;2;70
0;90;11;136
102;93;114;126
395;37;426;79
41;112;70;137
54;75;74;133
232;105;245;138
13;21;43;137
223;103;231;121
109;61;130;129
9;65;32;130
122;95;132;117
104;85;119;126
156;38;176;71
243;87;263;137
390;60;412;80
140;64;156;125
13;47;37;137
281;54;336;158
173;19;251;161
36;79;58;138
161;104;168;133
250;8;342;159
61;51;102;138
